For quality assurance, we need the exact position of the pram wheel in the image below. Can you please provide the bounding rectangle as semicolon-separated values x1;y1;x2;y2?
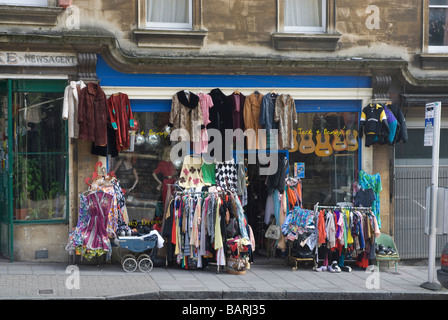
138;254;153;272
122;254;137;273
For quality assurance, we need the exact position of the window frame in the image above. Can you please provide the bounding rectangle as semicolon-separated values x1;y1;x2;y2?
0;0;53;6
283;0;327;34
11;79;69;224
428;2;448;53
144;0;193;31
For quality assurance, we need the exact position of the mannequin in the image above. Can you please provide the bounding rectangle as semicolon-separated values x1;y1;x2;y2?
112;156;139;194
152;146;177;205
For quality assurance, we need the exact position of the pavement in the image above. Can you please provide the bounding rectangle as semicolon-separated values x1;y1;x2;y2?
0;255;447;301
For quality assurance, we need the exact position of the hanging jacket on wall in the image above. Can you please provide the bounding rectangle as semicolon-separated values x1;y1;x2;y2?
359;103;390;147
78;82;108;146
107;92;135;152
374;104;398;145
386;103;408;144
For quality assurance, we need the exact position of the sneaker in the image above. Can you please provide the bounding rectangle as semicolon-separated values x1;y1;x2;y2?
340;265;352;273
327;265;336;273
331;261;341;273
315;266;327;272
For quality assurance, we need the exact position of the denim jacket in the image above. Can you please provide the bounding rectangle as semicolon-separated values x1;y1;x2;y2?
259;92;279;132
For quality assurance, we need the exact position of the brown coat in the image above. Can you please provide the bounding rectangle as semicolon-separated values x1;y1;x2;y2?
243;91;265;149
169;90;203;142
78;82;108;146
274;94;298;149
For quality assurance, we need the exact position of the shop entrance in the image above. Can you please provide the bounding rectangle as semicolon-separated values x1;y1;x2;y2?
244;111;360;258
0;79;69;261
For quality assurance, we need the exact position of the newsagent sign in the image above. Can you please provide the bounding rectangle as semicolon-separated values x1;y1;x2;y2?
0;51;78;67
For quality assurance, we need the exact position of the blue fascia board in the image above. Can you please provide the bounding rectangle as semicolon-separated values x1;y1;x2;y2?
97;55;371;89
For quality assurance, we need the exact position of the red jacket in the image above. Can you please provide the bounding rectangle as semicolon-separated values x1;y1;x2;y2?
78;82;108;146
107;93;134;151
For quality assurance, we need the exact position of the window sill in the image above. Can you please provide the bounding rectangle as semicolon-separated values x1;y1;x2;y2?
272;32;341;51
418;53;448;70
0;5;63;26
132;29;207;49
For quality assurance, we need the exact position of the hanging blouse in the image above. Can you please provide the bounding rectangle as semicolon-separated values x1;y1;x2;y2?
215;158;238;192
178;155;208;188
196;92;214;153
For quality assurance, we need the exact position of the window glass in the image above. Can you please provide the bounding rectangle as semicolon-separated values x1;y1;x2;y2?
146;0;192;30
429;0;448;50
13;92;67;154
110;112;176;226
113;110;360;218
0;0;47;6
284;0;326;33
395;128;448;166
289;112;359;207
12;90;67;221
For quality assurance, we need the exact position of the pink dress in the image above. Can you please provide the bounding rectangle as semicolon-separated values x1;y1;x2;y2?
195;93;214;153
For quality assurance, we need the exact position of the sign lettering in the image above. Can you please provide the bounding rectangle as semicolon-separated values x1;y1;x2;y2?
0;51;78;67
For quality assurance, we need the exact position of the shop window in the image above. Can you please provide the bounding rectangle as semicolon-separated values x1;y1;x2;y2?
429;0;448;53
289;112;359;208
12;84;68;221
109;112;174;226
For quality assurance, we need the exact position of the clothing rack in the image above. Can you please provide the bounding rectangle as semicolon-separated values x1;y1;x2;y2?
174;191;224;195
314;203;379;271
314;204;372;211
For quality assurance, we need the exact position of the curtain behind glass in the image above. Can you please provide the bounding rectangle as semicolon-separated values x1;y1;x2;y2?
147;0;189;24
285;0;322;27
429;0;448;46
0;0;47;6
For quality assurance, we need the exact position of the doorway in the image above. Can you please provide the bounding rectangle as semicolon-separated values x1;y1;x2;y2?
0;79;69;261
0;80;13;261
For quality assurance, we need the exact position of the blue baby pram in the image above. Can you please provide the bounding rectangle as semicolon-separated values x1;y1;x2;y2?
114;233;158;272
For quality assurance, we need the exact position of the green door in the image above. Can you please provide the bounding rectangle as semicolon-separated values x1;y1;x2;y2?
0;80;13;261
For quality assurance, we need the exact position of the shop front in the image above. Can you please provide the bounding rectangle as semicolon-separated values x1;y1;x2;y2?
65;54;376;270
0;51;390;266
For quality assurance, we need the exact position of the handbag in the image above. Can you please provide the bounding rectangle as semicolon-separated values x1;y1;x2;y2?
265;220;281;240
226;218;240;238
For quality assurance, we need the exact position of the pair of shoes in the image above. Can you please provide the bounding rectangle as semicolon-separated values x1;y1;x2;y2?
340;265;352;272
315;265;327;272
376;245;397;256
330;261;341;273
387;248;397;255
